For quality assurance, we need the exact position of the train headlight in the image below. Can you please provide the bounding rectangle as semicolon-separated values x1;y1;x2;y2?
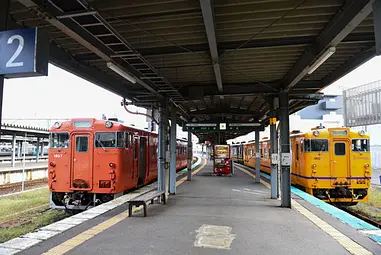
49;161;56;167
54;122;61;129
109;162;116;168
313;130;320;136
359;130;365;136
312;164;317;169
105;121;113;128
364;163;370;169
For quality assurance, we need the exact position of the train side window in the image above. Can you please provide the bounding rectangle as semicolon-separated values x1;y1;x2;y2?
296;144;299;160
124;132;130;148
76;136;88;152
152;145;155;159
335;143;346;156
133;138;138;159
117;132;124;148
300;140;304;152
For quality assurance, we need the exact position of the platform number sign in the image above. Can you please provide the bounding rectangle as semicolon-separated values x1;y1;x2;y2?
0;28;49;78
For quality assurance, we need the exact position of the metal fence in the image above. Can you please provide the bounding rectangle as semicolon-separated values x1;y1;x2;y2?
343;80;381;127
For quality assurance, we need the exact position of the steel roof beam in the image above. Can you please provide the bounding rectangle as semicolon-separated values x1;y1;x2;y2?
17;0;162;96
7;16;135;100
321;45;376;88
180;82;322;98
73;32;375;61
199;0;223;92
283;0;374;91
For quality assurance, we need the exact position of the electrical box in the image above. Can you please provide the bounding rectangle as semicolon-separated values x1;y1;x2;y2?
165;151;171;163
281;153;291;166
271;154;279;164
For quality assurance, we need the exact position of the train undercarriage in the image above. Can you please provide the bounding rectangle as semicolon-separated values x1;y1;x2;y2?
50;191;121;210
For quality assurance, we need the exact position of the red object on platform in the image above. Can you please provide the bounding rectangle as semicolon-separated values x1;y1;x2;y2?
213;145;231;175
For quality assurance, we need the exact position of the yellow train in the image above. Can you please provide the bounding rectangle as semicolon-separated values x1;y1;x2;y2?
237;127;371;205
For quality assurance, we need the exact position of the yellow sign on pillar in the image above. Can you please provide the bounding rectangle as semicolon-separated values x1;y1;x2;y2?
270;118;277;125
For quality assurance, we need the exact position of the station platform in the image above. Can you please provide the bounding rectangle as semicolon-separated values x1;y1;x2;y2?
0;162;47;171
14;161;381;255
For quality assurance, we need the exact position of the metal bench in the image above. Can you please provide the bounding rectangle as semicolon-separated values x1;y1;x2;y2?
128;190;166;217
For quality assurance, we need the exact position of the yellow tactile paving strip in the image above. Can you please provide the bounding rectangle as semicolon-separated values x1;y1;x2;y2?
42;159;207;255
236;165;373;255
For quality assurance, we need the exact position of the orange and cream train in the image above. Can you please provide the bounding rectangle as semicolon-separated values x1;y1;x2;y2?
48;118;187;210
232;127;371;205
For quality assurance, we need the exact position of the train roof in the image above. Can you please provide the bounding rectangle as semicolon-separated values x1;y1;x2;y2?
49;118;188;142
241;127;369;145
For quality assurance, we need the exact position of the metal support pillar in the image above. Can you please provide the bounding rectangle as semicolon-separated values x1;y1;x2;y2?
255;129;260;183
157;99;168;193
374;0;381;55
36;137;40;162
187;131;192;181
17;142;21;158
279;92;291;208
11;134;16;167
169;106;177;194
22;133;27;192
270;99;279;199
0;0;11;135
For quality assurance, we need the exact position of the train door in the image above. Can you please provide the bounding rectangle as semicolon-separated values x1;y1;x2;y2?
138;137;148;185
71;133;93;190
132;136;139;180
331;140;350;185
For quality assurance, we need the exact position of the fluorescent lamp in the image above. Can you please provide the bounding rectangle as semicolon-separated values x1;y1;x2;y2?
107;62;136;84
307;47;336;75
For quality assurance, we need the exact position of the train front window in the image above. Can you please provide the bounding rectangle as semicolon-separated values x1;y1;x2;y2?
50;133;69;148
335;143;346;156
76;136;88;152
95;132;124;148
352;139;370;152
304;139;329;152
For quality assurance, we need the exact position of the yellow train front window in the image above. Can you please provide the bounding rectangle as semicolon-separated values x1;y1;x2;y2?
304;139;329;152
352;139;370;152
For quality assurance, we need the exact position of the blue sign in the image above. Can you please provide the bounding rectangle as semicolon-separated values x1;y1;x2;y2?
0;28;49;78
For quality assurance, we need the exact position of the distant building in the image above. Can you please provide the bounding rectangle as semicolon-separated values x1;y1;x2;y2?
289;94;343;133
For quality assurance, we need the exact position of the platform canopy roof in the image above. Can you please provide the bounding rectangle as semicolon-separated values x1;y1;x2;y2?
8;0;378;141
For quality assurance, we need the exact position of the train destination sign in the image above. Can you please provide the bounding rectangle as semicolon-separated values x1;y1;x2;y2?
0;28;49;78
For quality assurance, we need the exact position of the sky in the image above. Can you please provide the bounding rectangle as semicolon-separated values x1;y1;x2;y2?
3;55;381;143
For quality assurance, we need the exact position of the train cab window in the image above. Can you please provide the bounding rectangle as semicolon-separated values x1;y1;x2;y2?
50;133;69;148
352;139;370;152
76;136;88;152
304;139;329;152
335;143;346;156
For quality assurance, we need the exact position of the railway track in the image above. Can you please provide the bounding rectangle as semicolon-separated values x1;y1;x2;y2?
0;178;47;196
339;206;381;229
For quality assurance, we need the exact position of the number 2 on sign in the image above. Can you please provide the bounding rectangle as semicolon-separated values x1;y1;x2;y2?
6;34;24;68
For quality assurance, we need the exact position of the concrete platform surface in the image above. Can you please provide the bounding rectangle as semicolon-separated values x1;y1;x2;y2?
17;162;378;255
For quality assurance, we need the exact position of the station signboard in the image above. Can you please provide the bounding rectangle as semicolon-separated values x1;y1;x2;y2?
0;28;49;78
183;122;263;132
